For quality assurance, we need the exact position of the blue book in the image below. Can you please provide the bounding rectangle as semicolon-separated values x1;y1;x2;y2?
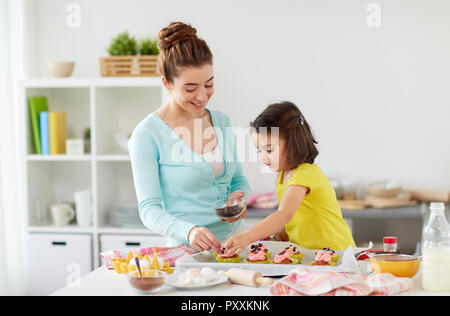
39;111;50;155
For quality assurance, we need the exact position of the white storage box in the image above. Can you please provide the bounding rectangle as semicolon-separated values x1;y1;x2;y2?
99;234;167;256
28;233;92;296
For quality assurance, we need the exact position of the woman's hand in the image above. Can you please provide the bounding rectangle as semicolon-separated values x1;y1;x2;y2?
226;191;245;205
188;226;222;253
223;232;251;256
221;191;247;223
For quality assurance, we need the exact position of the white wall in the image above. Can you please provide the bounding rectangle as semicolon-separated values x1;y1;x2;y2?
29;0;450;194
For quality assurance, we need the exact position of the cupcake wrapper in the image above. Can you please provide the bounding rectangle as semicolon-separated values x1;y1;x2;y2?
274;260;296;265
291;253;304;264
307;261;337;266
331;255;341;264
244;259;272;264
214;253;242;263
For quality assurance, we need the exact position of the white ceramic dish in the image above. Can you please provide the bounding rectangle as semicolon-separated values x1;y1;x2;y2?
165;273;228;290
48;61;75;77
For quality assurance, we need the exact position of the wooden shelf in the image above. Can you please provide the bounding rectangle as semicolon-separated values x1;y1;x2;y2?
28;225;94;234
27;154;93;162
28;225;158;236
20;77;167;270
96;155;130;162
21;77;163;88
26;155;131;162
97;226;154;235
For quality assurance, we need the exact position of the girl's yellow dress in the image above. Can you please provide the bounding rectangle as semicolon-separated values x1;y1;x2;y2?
276;163;356;250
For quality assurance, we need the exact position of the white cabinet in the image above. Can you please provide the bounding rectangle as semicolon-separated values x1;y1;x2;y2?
19;78;174;295
28;233;92;296
19;78;166;272
100;234;167;255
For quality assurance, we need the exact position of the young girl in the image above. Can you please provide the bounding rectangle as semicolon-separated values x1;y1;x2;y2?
224;101;356;255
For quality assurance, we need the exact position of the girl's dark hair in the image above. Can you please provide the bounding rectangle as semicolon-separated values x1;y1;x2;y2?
157;22;213;83
250;101;319;170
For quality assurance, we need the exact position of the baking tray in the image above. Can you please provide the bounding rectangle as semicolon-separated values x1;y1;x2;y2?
176;241;365;277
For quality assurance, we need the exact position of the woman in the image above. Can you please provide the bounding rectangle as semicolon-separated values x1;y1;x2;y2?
128;22;250;252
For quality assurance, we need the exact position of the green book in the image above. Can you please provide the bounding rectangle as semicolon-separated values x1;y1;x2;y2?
29;96;48;154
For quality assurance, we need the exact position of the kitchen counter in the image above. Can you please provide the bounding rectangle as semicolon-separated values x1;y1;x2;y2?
247;203;426;219
247;204;427;253
52;266;450;296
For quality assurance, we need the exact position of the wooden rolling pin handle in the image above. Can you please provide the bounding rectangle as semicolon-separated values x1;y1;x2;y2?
256;277;274;285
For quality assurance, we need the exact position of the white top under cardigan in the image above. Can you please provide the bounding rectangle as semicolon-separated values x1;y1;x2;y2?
202;145;225;179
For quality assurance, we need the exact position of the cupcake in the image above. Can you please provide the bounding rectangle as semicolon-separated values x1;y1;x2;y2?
214;247;242;263
274;245;304;264
244;244;271;264
251;243;268;253
309;248;339;266
286;245;304;263
322;248;340;263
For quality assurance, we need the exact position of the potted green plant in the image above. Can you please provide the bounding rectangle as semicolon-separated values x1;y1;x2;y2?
107;31;138;56
139;38;159;56
100;31;159;77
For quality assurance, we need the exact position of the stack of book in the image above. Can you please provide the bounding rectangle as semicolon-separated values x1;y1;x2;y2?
29;96;67;155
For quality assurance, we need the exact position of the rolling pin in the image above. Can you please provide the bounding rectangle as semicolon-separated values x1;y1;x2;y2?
218;268;274;287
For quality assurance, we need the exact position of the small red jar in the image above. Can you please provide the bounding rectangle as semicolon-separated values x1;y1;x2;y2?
383;236;398;252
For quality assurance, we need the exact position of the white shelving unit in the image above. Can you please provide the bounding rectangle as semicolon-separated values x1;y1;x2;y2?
19;77;169;270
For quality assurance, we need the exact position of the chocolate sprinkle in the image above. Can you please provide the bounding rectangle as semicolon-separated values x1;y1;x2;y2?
215;204;243;218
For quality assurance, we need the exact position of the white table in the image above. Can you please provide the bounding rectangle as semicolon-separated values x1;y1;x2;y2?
52;266;450;296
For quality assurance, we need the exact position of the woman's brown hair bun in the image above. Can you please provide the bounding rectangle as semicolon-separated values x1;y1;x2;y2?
157;22;213;83
158;22;197;50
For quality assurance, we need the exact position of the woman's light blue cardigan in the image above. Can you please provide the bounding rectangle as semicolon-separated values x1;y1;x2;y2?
128;109;251;246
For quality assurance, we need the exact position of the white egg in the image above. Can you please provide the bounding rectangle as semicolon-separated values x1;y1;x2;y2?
201;267;216;282
179;273;191;285
193;276;207;286
186;268;201;279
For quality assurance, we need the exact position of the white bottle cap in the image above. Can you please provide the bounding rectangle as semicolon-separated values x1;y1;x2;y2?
430;202;445;210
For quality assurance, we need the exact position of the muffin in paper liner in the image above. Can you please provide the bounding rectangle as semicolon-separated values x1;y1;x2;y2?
307;261;337;266
214;253;242;263
244;251;272;264
273;256;303;265
273;251;304;264
244;258;272;264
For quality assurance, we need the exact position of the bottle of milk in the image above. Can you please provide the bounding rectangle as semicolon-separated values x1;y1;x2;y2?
421;202;450;292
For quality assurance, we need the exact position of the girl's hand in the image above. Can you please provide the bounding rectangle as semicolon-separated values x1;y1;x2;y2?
274;227;289;241
221;191;246;223
223;233;251;256
188;226;222;253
